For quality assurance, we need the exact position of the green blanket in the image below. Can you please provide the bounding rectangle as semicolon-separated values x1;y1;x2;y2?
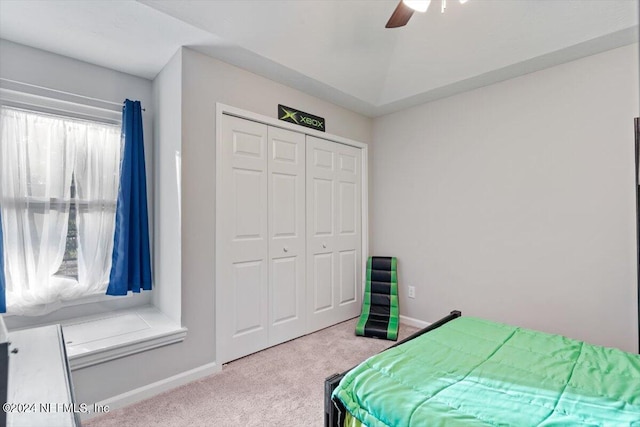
333;317;640;426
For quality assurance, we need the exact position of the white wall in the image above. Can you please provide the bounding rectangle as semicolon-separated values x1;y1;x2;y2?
372;43;639;352
152;50;182;323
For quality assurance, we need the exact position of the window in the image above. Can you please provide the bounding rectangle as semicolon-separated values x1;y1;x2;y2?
0;106;122;315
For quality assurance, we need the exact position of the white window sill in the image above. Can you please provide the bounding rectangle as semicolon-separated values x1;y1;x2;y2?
60;305;187;371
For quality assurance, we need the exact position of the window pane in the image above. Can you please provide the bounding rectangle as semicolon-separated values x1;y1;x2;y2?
55;175;78;279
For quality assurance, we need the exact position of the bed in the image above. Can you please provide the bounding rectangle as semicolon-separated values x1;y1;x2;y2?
324;311;640;426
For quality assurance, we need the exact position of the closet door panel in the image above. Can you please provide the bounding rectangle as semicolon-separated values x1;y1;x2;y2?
306;136;362;332
339;250;357;305
271;174;297;236
233;170;263;237
313;178;334;236
312;252;334;312
335;144;362;317
338;181;356;234
307;137;335;331
268;126;306;346
271;256;298;323
230;169;266;260
220;115;269;363
310;175;335;313
233;260;266;334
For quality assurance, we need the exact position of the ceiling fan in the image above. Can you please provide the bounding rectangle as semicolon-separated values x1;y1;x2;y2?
386;0;468;28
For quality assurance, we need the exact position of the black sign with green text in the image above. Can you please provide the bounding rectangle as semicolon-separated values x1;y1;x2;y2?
278;104;325;132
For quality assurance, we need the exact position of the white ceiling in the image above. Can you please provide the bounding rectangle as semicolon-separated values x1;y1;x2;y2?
0;0;637;117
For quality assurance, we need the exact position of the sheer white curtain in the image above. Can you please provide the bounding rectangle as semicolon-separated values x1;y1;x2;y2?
0;107;121;315
71;121;121;296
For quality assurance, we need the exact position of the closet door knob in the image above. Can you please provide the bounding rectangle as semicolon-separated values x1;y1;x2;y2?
283;247;289;253
322;243;327;249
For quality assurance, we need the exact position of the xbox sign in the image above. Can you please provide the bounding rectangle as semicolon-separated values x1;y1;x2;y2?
278;105;325;132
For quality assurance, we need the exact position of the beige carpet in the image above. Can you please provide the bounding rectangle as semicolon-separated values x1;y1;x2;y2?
84;318;418;427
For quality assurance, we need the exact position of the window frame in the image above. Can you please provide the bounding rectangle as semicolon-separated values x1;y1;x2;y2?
0;84;152;327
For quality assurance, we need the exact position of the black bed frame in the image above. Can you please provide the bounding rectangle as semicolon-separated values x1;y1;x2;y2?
323;310;462;427
634;117;640;355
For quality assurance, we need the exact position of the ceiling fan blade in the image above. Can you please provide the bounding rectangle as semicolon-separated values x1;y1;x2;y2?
386;1;415;28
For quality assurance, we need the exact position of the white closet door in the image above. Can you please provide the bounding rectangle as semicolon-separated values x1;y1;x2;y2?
219;114;269;363
268;126;306;345
306;136;362;332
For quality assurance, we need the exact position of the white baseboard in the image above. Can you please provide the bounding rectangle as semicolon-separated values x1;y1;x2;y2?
81;361;221;421
400;315;431;329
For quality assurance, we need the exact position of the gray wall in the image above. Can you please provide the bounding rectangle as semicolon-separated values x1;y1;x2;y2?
179;46;373;372
372;43;639;352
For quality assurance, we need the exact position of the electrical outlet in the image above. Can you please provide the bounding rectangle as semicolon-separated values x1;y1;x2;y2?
408;285;416;299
